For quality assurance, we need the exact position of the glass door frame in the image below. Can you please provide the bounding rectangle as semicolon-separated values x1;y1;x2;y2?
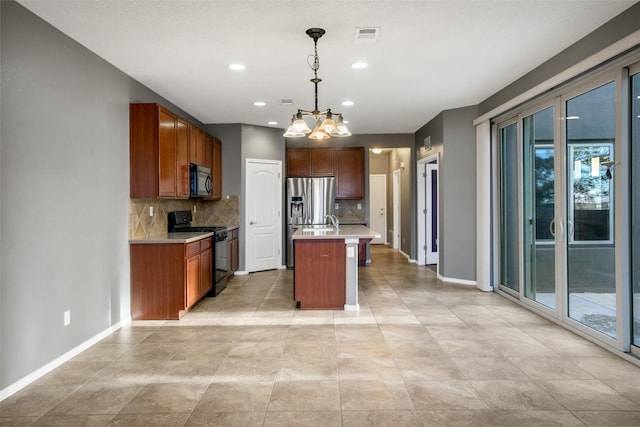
627;62;640;357
558;68;631;352
518;98;564;320
495;117;521;299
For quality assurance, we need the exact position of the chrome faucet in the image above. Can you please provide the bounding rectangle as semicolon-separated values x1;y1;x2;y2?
325;214;339;229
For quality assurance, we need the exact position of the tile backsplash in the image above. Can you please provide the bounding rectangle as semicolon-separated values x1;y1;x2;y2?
334;200;366;223
129;196;239;239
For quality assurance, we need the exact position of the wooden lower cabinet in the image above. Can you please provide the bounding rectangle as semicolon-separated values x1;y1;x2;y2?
294;239;345;309
130;236;213;320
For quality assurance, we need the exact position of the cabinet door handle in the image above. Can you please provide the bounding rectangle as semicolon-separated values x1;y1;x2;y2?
249;221;257;225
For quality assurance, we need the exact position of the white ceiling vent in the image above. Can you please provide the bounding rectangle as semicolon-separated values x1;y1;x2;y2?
355;27;380;44
280;99;294;105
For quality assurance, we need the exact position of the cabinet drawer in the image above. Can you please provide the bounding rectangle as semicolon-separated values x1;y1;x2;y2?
200;237;212;251
185;241;201;257
229;228;238;239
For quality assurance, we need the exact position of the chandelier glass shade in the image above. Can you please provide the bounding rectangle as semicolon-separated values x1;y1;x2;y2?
283;28;351;139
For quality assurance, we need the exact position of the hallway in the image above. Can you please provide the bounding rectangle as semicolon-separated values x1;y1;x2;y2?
2;245;640;426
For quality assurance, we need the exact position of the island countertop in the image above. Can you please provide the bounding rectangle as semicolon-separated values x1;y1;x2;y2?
129;231;214;244
291;224;380;240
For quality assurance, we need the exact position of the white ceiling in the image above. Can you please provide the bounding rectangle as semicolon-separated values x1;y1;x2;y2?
18;0;636;134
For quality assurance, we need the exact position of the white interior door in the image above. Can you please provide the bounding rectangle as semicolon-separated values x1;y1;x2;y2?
393;169;401;249
245;159;282;272
369;174;387;244
426;163;439;264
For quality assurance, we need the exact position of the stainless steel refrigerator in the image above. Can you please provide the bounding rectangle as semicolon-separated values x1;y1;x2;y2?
286;177;336;267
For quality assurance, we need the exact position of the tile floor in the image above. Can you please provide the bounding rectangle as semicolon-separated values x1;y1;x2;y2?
2;246;640;426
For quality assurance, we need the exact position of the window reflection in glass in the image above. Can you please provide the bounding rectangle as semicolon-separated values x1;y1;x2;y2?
500;123;519;293
632;72;640;347
568;144;613;242
566;81;616;338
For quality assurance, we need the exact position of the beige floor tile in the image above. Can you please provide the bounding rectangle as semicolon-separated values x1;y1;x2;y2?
147;359;220;384
185;412;265;427
47;383;141;415
212;357;279;383
497;410;585;426
538;379;639;410
470;380;564;410
603;378;640;405
262;410;342;426
438;339;497;358
277;353;338;381
268;381;340;411
106;413;190;426
416;409;505;426
340;379;414;411
572;410;640;427
119;383;208;414
194;381;273;412
405;379;488;410
509;357;594;380
31;415;114;426
337;339;393;358
341;410;423;426
0;385;79;417
396;357;464;381
337;358;401;381
452;357;528;380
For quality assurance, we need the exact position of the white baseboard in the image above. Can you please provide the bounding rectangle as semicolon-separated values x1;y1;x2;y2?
0;316;131;401
234;270;249;275
438;274;477;287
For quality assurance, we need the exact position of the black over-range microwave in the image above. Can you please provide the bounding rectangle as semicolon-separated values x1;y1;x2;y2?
190;163;212;198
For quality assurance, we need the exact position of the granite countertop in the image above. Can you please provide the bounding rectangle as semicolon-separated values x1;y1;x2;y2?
291;224;380;240
129;231;214;244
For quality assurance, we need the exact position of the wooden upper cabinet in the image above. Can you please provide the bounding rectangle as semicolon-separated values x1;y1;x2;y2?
287;148;311;177
176;118;190;199
310;148;334;176
335;147;365;199
130;103;223;200
157;107;177;197
211;137;223;200
189;125;206;166
287;147;334;176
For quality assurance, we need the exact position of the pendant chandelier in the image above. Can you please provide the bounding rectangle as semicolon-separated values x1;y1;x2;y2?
283;28;351;139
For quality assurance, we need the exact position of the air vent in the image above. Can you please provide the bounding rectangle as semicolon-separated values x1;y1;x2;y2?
355;27;380;44
280;99;294;105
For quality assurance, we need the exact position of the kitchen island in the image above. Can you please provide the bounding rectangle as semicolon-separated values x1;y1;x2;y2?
291;225;380;310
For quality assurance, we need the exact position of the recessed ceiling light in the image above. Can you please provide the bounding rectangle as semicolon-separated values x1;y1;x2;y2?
268;121;278;125
254;101;266;107
229;64;246;71
342;100;354;106
352;61;368;69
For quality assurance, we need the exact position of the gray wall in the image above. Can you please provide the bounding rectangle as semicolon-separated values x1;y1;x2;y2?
414;106;478;282
0;1;202;390
204;123;242;197
208;123;286;270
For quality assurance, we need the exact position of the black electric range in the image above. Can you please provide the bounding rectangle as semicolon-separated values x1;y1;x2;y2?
168;210;228;296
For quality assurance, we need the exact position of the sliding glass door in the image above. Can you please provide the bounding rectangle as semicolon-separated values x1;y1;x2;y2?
523;106;557;310
496;71;631;347
499;122;519;295
564;81;617;338
632;70;640;348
